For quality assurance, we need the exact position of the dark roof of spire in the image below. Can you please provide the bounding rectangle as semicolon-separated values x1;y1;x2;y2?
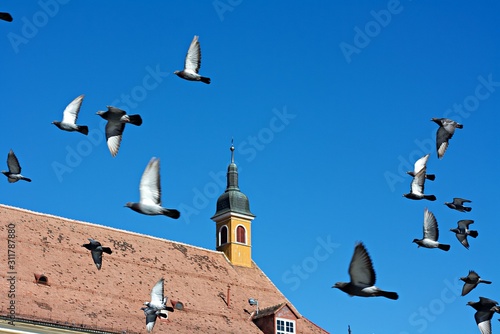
213;143;255;218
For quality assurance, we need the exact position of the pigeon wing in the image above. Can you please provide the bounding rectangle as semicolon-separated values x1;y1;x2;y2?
106;106;126;117
139;158;162;205
62;95;84;125
184;35;201;73
456;233;469;249
454;198;471;205
348;243;376;287
413;154;430;174
476;316;492;334
91;250;103;270
150;278;165;307
7;150;21;174
143;307;157;333
104;121;125;157
436;126;452;159
458;220;474;229
423;209;439;241
462;282;476;296
410;168;426;195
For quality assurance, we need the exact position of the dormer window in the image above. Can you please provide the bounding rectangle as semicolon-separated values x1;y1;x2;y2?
236;225;246;244
276;318;295;334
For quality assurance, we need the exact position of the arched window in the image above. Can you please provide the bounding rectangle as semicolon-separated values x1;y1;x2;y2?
236;225;246;244
219;225;228;246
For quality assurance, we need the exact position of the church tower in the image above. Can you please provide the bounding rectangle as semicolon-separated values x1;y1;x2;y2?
211;143;255;267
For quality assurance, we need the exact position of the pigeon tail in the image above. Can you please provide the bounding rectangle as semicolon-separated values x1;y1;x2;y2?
469;230;479;238
482;280;493;284
424;195;436;201
464;207;472;212
200;76;211;84
0;12;13;22
426;174;436;181
163;208;181;219
101;247;113;254
21;177;32;182
77;125;89;135
127;114;143;126
378;290;399;300
438;244;451;251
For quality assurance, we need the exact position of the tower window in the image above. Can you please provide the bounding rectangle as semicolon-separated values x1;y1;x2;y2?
276;318;295;334
219;225;228;246
236;225;246;244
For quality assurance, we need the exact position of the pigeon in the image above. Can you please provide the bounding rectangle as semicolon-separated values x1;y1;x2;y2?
52;94;89;135
125;158;180;219
412;208;450;251
450;220;478;250
403;167;436;201
460;270;492;296
142;278;168;333
81;238;112;270
0;12;12;22
445;198;472;212
174;35;211;84
406;154;435;181
431;118;463;159
332;242;399;300
96;106;142;157
467;297;498;334
2;150;31;183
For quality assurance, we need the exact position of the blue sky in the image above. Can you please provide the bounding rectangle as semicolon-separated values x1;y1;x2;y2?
2;1;500;333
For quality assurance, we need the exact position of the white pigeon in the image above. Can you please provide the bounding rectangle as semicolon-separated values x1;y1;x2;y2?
125;158;180;219
52;94;88;135
403;168;436;201
174;35;211;84
142;278;168;333
412;208;450;251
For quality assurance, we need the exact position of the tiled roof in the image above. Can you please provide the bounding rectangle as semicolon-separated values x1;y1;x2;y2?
0;205;328;334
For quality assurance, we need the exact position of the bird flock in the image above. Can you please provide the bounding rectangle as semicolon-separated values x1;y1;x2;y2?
333;118;498;333
3;29;210;332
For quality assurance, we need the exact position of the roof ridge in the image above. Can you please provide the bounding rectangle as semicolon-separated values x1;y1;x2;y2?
0;203;221;255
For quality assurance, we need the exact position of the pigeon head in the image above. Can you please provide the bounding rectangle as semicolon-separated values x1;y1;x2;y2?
96;111;105;117
173;70;180;75
431;118;442;125
412;239;422;247
332;282;348;290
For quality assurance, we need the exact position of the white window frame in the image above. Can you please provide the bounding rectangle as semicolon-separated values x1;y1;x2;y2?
276;318;295;334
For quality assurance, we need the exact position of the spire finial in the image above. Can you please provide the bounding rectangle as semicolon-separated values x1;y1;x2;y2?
230;138;235;163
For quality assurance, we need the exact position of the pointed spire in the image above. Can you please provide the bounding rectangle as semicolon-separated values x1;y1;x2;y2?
226;140;239;191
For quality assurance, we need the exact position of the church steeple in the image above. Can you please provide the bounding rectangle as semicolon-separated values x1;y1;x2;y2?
212;142;255;267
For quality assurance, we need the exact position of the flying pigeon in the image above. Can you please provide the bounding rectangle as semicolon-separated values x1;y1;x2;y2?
450;220;478;250
125;158;180;219
445;198;472;212
52;94;89;135
412;208;450;251
407;154;435;181
174;35;211;84
460;270;492;296
467;297;498;334
96;106;142;157
0;12;12;22
431;118;463;159
403;167;436;201
332;242;399;300
2;150;31;183
81;238;112;270
142;278;168;333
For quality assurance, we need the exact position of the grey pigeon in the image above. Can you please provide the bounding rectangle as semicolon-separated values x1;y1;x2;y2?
142;278;168;333
52;94;89;135
460;270;492;296
467;297;498;334
332;242;398;300
125;158;180;219
407;154;435;181
445;197;472;212
431;117;463;159
403;167;436;201
2;150;31;183
0;12;12;22
174;35;211;84
450;220;478;250
413;208;450;251
81;238;112;270
96;106;142;157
